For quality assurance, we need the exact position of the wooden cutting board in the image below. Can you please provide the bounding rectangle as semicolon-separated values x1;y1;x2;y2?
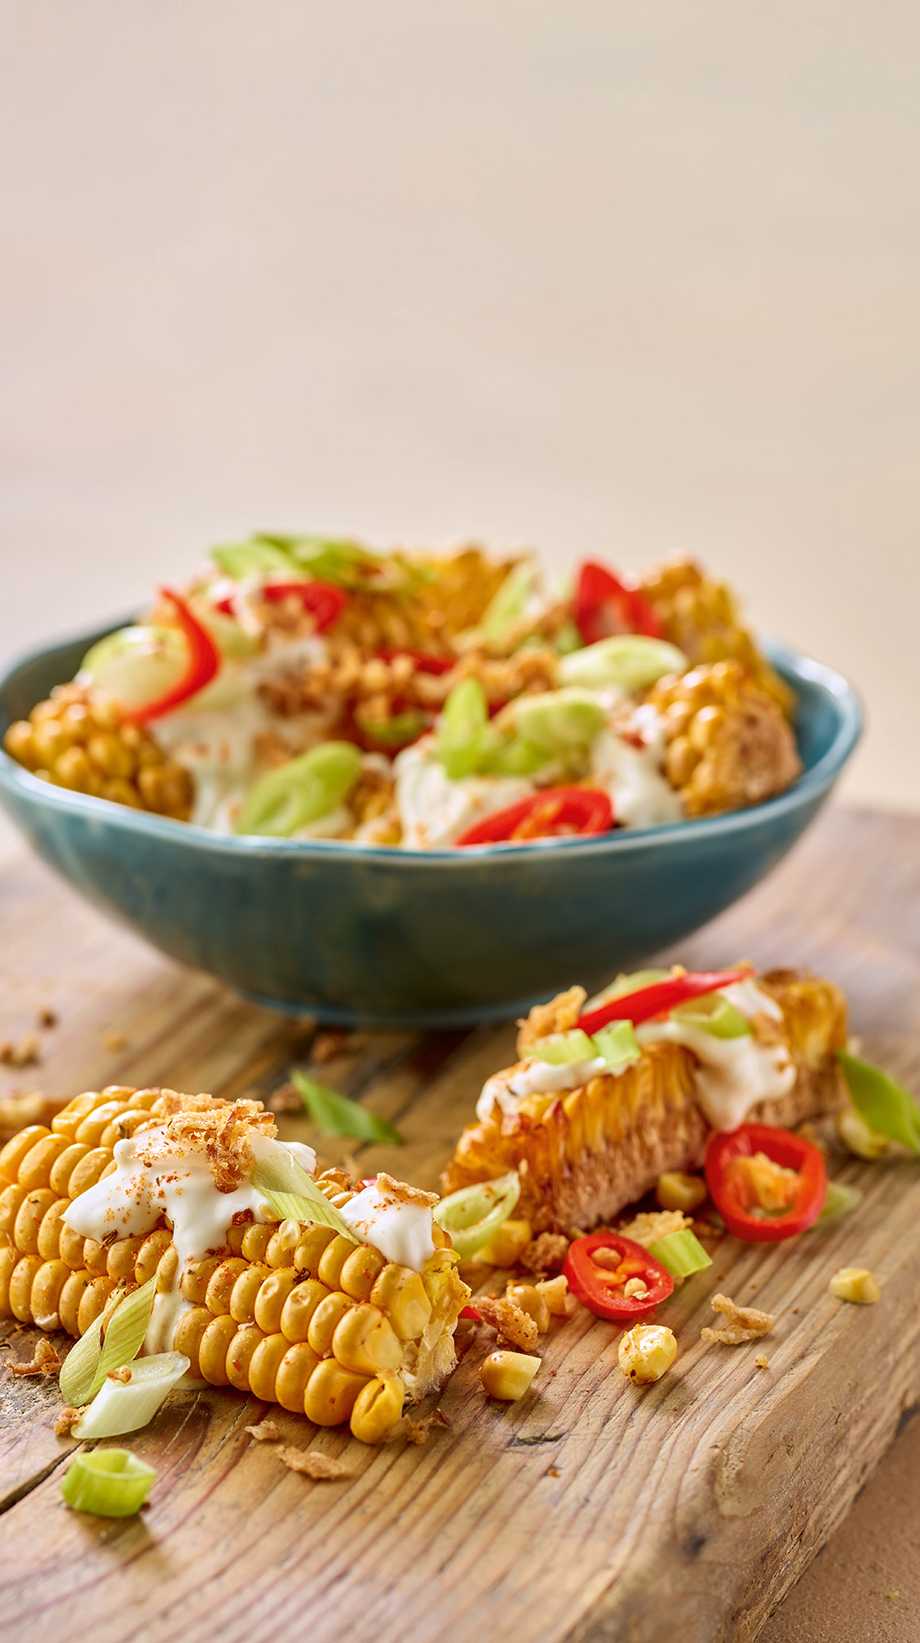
0;805;917;1643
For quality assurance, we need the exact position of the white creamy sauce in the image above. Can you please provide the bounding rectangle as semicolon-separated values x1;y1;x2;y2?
143;1288;195;1356
394;741;534;848
476;1055;609;1120
154;635;333;832
64;1130;317;1275
637;980;794;1131
338;1179;435;1272
589;725;683;829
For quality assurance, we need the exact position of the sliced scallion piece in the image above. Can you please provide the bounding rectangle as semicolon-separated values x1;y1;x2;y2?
80;625;187;714
235;742;362;838
838;1051;920;1155
59;1275;157;1407
60;1449;157;1518
211;540;293;579
434;1172;521;1260
592;1020;641;1073
528;1029;597;1066
479;562;537;643
815;1180;863;1227
72;1353;191;1440
559;635;686;694
250;1151;358;1242
646;1228;712;1280
291;1070;403;1145
672;994;752;1039
437;678;491;780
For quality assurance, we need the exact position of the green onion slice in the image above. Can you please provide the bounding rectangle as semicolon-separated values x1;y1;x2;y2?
212;540;294;579
60;1449;157;1518
437;678;491;780
480;562;537;643
592;1020;641;1073
560;635;686;694
356;709;429;748
480;736;549;778
672;994;752;1039
646;1228;713;1280
815;1180;863;1227
554;619;583;656
72;1353;191;1440
235;742;362;838
433;1172;521;1260
59;1275;157;1407
528;1029;597;1066
291;1070;403;1145
80;626;188;714
838;1051;920;1155
505;688;606;759
250;1151;358;1243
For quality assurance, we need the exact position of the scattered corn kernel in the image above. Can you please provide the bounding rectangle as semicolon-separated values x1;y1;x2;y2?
480;1349;541;1402
623;1277;649;1300
505;1282;551;1334
837;1108;892;1160
535;1275;573;1317
829;1267;880;1305
618;1324;678;1385
656;1171;707;1213
474;1217;533;1267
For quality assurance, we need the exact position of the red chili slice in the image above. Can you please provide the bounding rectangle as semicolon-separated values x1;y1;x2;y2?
573;560;662;645
213;579;347;633
456;787;614;847
123;588;221;725
563;1232;674;1322
577;968;749;1036
705;1123;827;1242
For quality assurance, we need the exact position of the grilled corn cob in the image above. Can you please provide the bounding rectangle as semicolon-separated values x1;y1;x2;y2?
3;684;194;820
333;547;519;653
0;1087;468;1443
443;969;847;1233
647;660;802;816
639;557;795;715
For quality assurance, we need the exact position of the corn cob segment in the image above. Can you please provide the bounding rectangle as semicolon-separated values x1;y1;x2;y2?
443;970;847;1233
646;660;802;817
639;557;795;715
3;684;194;819
0;1088;468;1443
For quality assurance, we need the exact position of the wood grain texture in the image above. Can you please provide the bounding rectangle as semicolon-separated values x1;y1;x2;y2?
0;805;917;1643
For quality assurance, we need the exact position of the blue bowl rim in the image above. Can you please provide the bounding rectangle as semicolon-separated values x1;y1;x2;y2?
0;625;862;867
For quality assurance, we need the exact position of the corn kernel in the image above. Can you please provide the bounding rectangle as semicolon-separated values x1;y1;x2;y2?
474;1217;533;1267
480;1349;541;1402
505;1282;550;1334
829;1267;880;1305
618;1324;678;1385
656;1172;707;1213
535;1275;573;1317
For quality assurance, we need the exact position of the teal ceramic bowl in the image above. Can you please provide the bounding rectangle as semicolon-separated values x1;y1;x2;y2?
0;622;861;1026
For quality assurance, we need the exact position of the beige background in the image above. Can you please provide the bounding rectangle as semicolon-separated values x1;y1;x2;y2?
2;5;918;1636
3;2;919;812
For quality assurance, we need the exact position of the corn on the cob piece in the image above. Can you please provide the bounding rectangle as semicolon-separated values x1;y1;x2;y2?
443;970;847;1233
0;1087;468;1443
3;684;194;820
646;660;802;816
331;547;519;653
639;557;795;715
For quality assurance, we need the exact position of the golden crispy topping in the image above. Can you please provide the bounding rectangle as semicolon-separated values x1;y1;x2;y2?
55;1406;81;1437
276;1446;351;1480
245;1418;283;1443
107;1365;133;1384
519;1232;570;1275
400;1409;451;1445
147;1092;277;1192
517;988;587;1056
618;1209;689;1248
701;1291;776;1346
373;1172;439;1211
7;1337;62;1378
473;1295;540;1353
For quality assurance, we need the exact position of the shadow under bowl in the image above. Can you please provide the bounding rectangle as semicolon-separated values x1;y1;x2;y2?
0;625;862;1026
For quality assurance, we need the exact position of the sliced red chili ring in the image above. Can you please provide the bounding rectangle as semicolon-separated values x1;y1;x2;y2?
213;579;347;632
123;587;221;725
456;786;614;847
577;968;748;1036
704;1122;827;1242
573;560;662;646
563;1232;674;1322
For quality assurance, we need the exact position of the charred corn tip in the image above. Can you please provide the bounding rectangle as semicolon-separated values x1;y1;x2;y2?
829;1267;880;1305
0;1086;468;1444
618;1324;678;1384
648;661;801;818
480;1349;541;1401
3;686;194;820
